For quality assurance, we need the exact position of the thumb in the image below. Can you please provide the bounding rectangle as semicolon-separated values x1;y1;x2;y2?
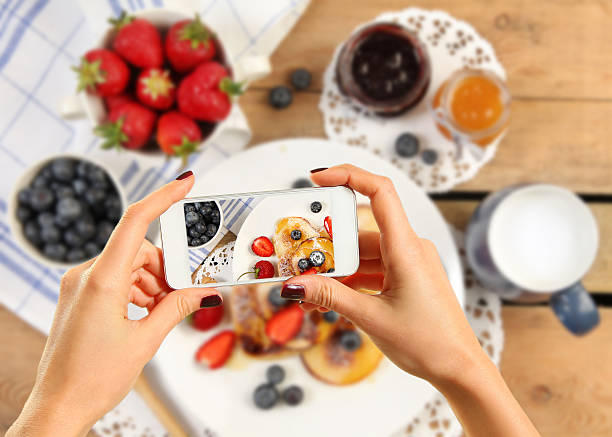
282;275;375;326
143;288;222;338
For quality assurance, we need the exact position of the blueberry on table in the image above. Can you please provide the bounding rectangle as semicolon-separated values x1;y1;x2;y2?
310;201;322;213
339;330;362;352
266;364;285;385
268;86;293;109
24;221;42;247
292;178;312;189
267;286;286;308
205;223;218;238
421;149;438;165
297;258;311;271
290;68;312;90
290;229;302;240
29;188;54;212
56;197;82;223
253;384;279;410
395;132;420;158
40;225;61;244
282;385;304;406
50;158;76;182
309;250;325;267
185;211;200;226
43;243;67;261
66;248;86;263
322;310;339;323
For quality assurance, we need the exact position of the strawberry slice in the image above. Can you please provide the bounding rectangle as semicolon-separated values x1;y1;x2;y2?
195;330;236;369
324;216;332;239
265;304;304;345
302;267;318;275
252;236;274;257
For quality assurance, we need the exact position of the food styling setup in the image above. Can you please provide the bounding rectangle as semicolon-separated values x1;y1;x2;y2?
0;1;610;437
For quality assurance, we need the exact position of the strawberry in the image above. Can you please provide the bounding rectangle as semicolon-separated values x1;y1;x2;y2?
94;102;156;150
265;304;304;345
251;236;274;257
104;93;132;112
136;68;176;110
238;260;275;280
177;61;243;122
195;330;235;369
110;11;163;68
72;49;129;97
156;111;202;163
191;305;224;331
324;216;333;240
302;267;318;275
165;14;216;73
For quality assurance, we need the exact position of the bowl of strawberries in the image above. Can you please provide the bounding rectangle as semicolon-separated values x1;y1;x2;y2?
64;8;270;163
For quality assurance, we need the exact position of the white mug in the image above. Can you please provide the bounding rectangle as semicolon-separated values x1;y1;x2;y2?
59;8;271;154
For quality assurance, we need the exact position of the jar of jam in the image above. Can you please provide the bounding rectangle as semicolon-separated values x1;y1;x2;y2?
431;68;510;149
336;22;431;116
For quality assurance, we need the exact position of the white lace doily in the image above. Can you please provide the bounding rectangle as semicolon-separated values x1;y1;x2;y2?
319;8;507;193
194;241;236;285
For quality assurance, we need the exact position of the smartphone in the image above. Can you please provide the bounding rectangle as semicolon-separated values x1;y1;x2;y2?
159;186;359;289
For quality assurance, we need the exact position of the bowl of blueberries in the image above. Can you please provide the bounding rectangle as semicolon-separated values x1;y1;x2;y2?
183;200;224;250
8;154;126;269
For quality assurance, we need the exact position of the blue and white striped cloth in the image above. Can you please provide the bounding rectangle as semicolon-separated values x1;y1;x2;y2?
0;1;309;435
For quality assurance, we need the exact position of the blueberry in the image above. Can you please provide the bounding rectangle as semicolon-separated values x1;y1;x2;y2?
291;68;312;90
18;188;32;206
16;206;31;223
185;211;200;226
76;161;90;178
87;166;107;186
72;179;88;196
205;223;218;238
84;242;101;258
210;209;220;225
188;227;201;238
310;201;322;213
422;149;438;165
297;258;311;271
40;225;61;244
189;238;202;247
266;365;285;385
55;184;75;199
66;248;86;263
54;214;72;229
253;384;279;410
322;310;339;323
327;268;335;273
36;212;53;228
104;195;122;223
290;229;302;240
309;250;325;267
268;86;293;109
195;222;207;234
32;167;52;188
56;197;82;223
199;204;213;216
43;243;67;261
64;229;84;247
184;204;196;213
24;221;42;247
76;217;96;239
29;188;54;212
395;133;420;157
339;330;362;351
267;286;286;308
282;385;303;406
200;234;210;244
50;158;76;182
84;187;106;206
292;178;312;189
95;221;115;246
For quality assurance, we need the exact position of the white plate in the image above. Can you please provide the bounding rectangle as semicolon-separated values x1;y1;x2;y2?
150;138;464;437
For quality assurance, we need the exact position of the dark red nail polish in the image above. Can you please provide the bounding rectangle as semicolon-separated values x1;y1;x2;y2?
310;167;328;174
176;170;193;180
281;284;305;300
200;295;222;308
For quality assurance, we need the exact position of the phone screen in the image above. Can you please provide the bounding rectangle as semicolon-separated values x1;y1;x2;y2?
161;187;357;288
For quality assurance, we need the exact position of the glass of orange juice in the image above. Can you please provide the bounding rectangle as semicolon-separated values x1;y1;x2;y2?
431;68;510;156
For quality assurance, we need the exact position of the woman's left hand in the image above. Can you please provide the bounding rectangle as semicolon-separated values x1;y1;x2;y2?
7;172;220;437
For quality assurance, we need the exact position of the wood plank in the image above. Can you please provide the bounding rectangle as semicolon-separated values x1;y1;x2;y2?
240;90;612;194
501;306;612;437
256;0;612;100
435;200;612;292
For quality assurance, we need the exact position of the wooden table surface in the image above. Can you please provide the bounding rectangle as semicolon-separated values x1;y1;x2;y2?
2;1;612;436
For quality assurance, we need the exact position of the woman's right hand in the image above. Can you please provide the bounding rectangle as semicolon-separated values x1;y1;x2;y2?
282;165;540;437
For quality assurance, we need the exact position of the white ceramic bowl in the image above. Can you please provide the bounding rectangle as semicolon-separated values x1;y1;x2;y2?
7;153;127;270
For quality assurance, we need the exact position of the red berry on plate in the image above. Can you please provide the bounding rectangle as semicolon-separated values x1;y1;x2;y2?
95;101;156;150
195;330;235;369
324;216;332;239
254;260;275;279
265;304;304;345
110;11;163;68
252;236;274;257
73;49;129;97
165;14;216;73
177;61;243;122
157;111;202;163
301;267;318;275
104;93;132;112
191;305;224;331
136;68;176;110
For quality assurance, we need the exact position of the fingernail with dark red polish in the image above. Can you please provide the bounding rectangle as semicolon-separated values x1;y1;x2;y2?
281;284;305;300
200;294;222;308
310;167;328;174
176;170;193;180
